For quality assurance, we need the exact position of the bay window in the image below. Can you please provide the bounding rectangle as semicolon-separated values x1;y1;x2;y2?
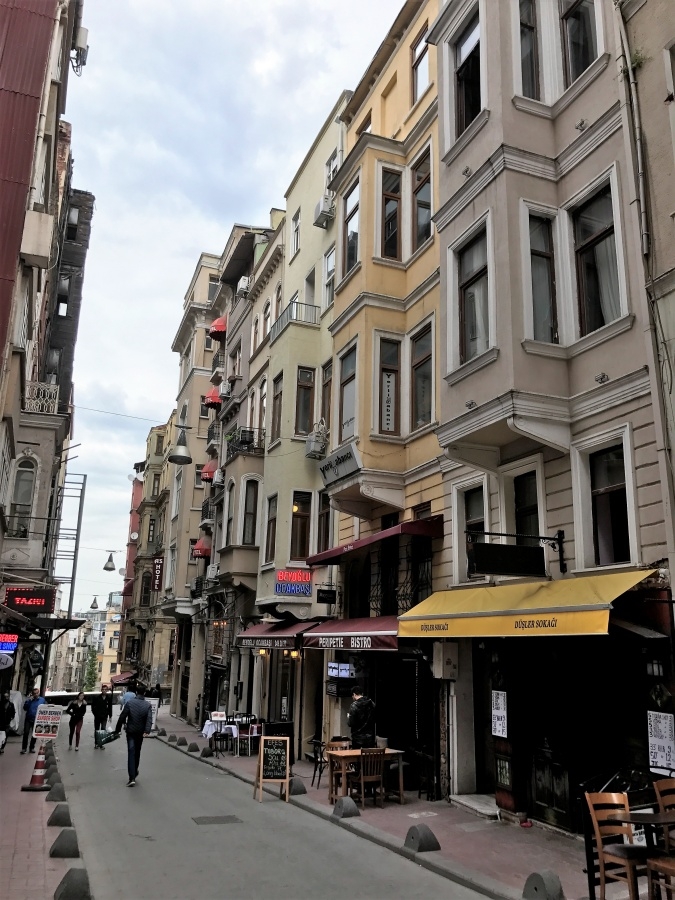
382;170;401;260
529;216;557;343
573;186;619;337
339;347;357;442
290;492;312;560
344;181;360;275
459;229;489;363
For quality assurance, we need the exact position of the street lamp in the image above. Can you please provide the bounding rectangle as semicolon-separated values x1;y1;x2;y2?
90;596;98;610
103;552;116;572
168;427;192;465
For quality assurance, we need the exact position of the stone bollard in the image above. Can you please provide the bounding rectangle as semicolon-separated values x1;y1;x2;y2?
54;867;92;900
331;797;360;820
287;777;307;796
158;728;167;737
404;823;441;855
47;804;72;827
176;736;188;746
200;747;214;758
47;772;63;786
168;734;177;742
46;782;67;802
49;827;80;858
187;742;199;752
522;871;566;900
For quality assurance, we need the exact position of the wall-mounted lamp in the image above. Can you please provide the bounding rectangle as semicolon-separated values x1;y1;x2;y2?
289;649;300;660
258;648;267;656
595;372;609;384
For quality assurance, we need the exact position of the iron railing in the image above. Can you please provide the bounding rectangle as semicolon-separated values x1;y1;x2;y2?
225;427;266;462
201;499;214;523
207;421;221;446
269;301;320;344
211;351;224;375
24;381;59;414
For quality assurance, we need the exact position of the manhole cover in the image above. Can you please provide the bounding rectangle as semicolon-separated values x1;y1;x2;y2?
192;815;243;825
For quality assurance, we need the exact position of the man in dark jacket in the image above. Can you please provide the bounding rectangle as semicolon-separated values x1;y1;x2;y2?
91;684;113;747
347;686;376;749
0;690;16;752
21;687;45;753
114;683;153;786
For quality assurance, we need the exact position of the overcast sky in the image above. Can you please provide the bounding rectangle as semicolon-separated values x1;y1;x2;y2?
59;0;399;614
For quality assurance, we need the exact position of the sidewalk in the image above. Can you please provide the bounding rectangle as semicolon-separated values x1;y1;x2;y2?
158;715;591;900
0;734;70;900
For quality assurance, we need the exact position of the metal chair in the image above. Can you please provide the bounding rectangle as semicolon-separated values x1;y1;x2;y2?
348;747;386;809
237;716;257;756
310;740;328;788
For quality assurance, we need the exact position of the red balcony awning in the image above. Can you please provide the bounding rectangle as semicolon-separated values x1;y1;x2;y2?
306;515;444;567
204;386;222;409
110;670;136;685
200;459;218;482
303;616;399;651
209;315;227;339
192;536;212;558
235;620;315;650
121;579;134;597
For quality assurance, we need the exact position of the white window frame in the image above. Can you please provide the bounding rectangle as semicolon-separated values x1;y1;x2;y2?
323;245;336;311
570;423;639;571
239;474;262;547
224;479;236;547
171;469;182;519
291;209;301;256
519;199;569;345
338;339;358;446
375;160;407;263
340;173;361;281
497;453;547;556
451;473;490;584
559;0;605;89
326;149;339;188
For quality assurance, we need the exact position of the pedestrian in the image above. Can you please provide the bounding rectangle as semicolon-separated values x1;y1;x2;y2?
66;692;87;750
347;686;376;750
114;682;152;787
21;686;45;753
90;684;113;747
154;683;162;706
0;690;16;753
119;684;136;708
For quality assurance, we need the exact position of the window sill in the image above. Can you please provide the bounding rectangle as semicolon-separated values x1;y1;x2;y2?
511;53;611;120
442;109;490;167
521;339;568;359
372;234;435;272
403;81;436;128
445;346;499;386
288;247;301;266
260;563;275;572
267;438;282;452
369;421;438;444
567;314;635;358
335;261;362;296
570;562;643;577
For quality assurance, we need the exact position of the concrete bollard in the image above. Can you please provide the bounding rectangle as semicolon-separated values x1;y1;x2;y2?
168;734;177;742
187;742;199;752
158;728;167;736
176;736;188;746
522;871;566;900
287;777;307;796
54;867;92;900
46;782;67;802
404;823;441;854
45;765;59;778
47;772;63;786
331;797;360;820
47;804;72;827
49;827;80;858
200;747;214;758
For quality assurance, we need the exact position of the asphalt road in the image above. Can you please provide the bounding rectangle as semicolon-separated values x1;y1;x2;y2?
59;717;485;900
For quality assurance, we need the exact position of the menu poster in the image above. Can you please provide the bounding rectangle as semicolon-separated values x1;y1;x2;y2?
648;710;675;771
491;691;507;738
253;736;290;803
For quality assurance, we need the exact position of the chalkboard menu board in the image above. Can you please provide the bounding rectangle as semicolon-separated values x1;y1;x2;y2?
253;735;290;802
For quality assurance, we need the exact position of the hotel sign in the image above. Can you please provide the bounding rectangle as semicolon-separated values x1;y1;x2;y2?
152;556;164;592
3;586;56;615
275;569;312;597
318;442;362;488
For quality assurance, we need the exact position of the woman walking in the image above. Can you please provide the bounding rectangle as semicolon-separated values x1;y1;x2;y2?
66;692;87;750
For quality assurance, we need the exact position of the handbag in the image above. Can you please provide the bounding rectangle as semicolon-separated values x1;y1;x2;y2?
95;729;121;748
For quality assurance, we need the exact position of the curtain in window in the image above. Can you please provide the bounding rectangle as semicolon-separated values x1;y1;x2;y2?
466;275;489;359
593;234;620;325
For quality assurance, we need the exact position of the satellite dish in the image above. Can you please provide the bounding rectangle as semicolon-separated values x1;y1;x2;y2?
118;568;126;577
130;532;139;541
127;473;135;482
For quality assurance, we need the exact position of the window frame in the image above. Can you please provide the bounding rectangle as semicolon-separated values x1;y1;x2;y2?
265;495;278;563
412;149;432;253
291;209;301;256
529;214;558;343
381;168;402;260
379;338;401;436
324;246;336;310
339;345;357;444
263;302;271;339
317;491;331;554
242;479;259;546
458;227;489;365
321;361;332;431
519;0;540;100
497;455;546;552
9;457;36;538
194;464;204;487
455;14;482;136
560;0;598;88
411;23;430;105
451;473;489;584
290;491;312;561
411;324;433;431
225;482;235;547
343;179;360;277
295;366;316;436
271;374;283;442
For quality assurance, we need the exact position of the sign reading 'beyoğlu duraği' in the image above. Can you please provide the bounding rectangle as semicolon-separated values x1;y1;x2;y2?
275;569;312;596
318;442;362;488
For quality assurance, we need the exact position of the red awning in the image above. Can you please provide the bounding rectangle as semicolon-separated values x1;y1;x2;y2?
209;315;227;339
200;459;218;482
192;536;212;558
204;386;222;409
121;579;134;597
110;671;136;685
236;620;315;650
303;616;399;651
306;516;444;567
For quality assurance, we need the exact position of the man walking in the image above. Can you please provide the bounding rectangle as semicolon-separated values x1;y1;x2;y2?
91;684;113;747
0;690;16;753
21;686;45;753
347;686;376;750
114;683;152;786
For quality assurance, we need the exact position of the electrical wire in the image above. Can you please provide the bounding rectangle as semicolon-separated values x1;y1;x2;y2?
74;405;162;423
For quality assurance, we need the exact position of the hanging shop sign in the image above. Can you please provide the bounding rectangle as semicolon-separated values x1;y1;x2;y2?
491;691;508;738
648;710;675;770
317;589;337;605
3;586;56;615
275;569;312;597
468;542;547;579
304;632;397;651
152;556;164;592
0;633;19;652
318;442;362;488
0;653;14;671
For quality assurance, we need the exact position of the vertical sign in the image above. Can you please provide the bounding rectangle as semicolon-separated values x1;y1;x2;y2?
491;690;507;738
147;698;159;732
381;372;396;432
648;710;675;770
152;556;164;592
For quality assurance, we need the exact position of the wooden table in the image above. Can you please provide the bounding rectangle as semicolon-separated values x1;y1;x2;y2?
326;748;405;805
607;809;675;849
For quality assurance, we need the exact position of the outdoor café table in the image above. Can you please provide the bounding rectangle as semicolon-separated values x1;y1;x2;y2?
326;748;405;805
202;721;238;743
606;809;675;850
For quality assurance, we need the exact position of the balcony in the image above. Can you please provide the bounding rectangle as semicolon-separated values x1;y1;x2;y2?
200;499;214;527
24;381;59;414
269;301;320;344
225;427;265;463
210;351;224;384
206;421;221;451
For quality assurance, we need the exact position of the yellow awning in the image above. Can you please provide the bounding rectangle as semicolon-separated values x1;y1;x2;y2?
398;570;654;638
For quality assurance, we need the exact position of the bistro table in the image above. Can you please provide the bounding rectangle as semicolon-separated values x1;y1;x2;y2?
607;809;675;850
202;720;237;741
326;748;405;805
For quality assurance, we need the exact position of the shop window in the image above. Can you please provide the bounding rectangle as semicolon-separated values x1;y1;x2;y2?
344;181;360;275
529;215;558;343
382;169;401;260
560;0;597;87
290;491;312;560
456;16;481;135
265;495;277;563
271;374;283;442
412;24;429;104
412;150;431;251
590;445;630;566
317;491;331;554
295;367;315;436
573;185;619;337
9;458;35;538
242;480;259;546
459;229;489;363
411;326;432;430
379;339;400;435
339;347;357;442
519;0;540;99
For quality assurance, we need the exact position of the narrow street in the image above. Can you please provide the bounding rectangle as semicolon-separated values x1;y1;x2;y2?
59;716;484;900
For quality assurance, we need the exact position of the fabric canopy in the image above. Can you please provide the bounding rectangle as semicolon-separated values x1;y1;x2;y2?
209;315;227;338
121;579;134;597
200;459;218;482
236;620;314;650
204;386;222;409
303;616;399;650
398;570;655;639
306;516;444;567
192;537;212;558
110;671;136;685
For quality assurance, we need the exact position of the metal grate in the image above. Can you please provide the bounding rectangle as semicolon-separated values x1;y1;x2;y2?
192;815;242;825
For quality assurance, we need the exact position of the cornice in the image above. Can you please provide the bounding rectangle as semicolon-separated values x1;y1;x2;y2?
329;269;438;337
557;101;621;178
250;245;284;302
569;367;651;422
442;109;490;167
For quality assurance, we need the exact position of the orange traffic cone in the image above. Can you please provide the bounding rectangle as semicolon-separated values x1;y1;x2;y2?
21;742;50;791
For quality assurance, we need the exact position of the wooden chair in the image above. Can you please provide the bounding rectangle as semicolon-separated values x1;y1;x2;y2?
326;740;351;802
654;779;675;852
585;792;656;900
649;857;675;899
348;747;386;809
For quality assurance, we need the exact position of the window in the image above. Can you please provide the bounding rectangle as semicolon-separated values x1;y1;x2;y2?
321;362;332;430
456;16;481;135
294;367;315;435
253;317;259;352
226;483;235;546
520;0;540;99
109;637;119;650
357;113;371;135
195;464;204;487
590;445;629;566
411;326;432;430
271;374;283;442
573;186;619;337
292;209;301;255
265;496;277;563
110;663;117;675
205;335;213;351
275;285;282;321
9;459;35;537
344;181;360;275
412;25;430;104
290;492;312;560
208;275;219;303
141;573;151;606
248;391;256;429
263;302;271;338
155;434;164;455
560;0;597;87
465;486;485;540
326;149;339;186
459;229;489;363
412;151;432;251
453;477;488;583
317;491;331;553
379;339;400;434
259;379;267;432
152;473;161;497
382;170;401;260
414;502;432;520
66;206;79;240
242;480;258;546
514;471;540;545
148;518;156;543
324;247;335;309
339;347;356;442
98;661;103;672
189;538;197;562
199;396;208;418
172;470;182;518
529;216;557;343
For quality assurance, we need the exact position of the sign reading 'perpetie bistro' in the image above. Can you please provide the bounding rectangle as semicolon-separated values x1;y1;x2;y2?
3;586;56;615
275;569;312;597
303;632;397;651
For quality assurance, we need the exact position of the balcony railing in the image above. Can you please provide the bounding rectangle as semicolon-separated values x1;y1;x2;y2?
201;499;214;524
225;427;266;462
211;351;224;376
207;422;221;448
269;301;320;344
24;381;59;414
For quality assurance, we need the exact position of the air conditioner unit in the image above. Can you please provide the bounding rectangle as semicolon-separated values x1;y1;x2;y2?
236;276;251;298
212;468;224;487
313;195;335;229
206;563;220;581
219;381;232;399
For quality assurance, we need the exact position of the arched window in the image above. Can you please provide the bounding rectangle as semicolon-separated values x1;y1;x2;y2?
10;458;36;538
141;572;152;606
263;302;271;338
253;317;259;352
274;285;282;321
259;379;267;433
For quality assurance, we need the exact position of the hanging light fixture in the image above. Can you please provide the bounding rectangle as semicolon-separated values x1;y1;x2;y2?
90;595;99;610
168;428;192;465
103;552;116;572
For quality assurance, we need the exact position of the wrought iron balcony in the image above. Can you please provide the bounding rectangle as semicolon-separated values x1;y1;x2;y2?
206;421;221;449
24;381;59;414
225;427;266;462
201;499;215;525
211;351;224;383
269;301;320;344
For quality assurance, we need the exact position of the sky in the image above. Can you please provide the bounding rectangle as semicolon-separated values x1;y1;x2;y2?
58;0;400;615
